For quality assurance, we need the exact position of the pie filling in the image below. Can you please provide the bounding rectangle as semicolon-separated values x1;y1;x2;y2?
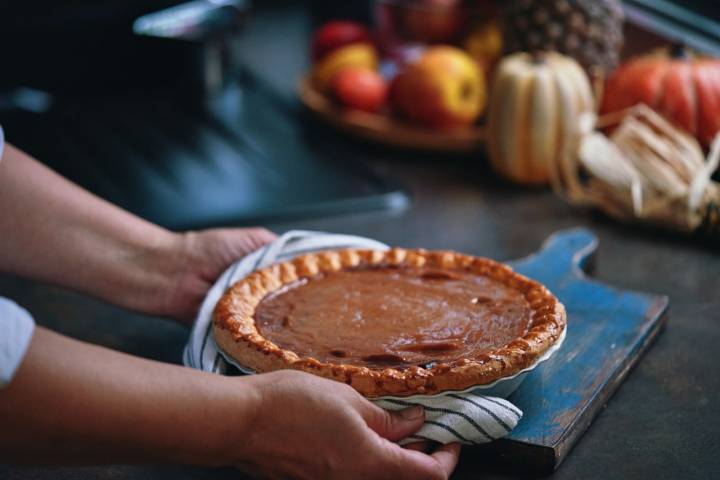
253;266;533;369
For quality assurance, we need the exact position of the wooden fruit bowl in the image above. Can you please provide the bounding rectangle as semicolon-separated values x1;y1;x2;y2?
298;75;485;153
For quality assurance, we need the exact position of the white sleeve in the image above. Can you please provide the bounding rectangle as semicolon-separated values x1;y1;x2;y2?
0;298;35;388
0;128;35;387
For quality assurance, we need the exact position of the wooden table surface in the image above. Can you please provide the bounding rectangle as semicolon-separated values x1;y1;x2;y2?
2;2;719;479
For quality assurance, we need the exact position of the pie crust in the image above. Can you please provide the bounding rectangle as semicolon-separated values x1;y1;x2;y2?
213;248;566;397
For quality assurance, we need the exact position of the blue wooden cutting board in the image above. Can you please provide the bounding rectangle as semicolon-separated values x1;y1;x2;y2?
480;228;669;472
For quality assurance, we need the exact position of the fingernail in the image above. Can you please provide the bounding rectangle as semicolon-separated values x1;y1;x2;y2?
399;405;424;421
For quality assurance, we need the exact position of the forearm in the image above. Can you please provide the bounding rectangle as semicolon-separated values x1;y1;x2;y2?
0;144;181;313
0;327;257;465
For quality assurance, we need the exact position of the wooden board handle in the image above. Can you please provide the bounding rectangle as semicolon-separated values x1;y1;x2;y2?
508;228;598;283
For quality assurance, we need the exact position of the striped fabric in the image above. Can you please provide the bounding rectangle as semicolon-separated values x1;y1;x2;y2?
184;230;523;445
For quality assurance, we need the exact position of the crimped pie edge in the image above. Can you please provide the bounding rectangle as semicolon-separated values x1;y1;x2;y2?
213;248;567;398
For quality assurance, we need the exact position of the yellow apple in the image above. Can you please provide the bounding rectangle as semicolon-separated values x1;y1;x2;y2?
312;43;378;92
390;46;486;128
464;20;502;75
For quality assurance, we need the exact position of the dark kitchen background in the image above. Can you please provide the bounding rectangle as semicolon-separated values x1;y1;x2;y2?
0;0;408;230
0;0;718;230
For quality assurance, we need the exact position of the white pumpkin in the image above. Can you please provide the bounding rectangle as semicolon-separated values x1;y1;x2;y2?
487;51;595;185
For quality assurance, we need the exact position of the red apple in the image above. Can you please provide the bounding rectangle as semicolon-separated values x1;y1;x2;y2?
399;0;464;44
390;46;486;128
332;67;388;113
313;43;378;92
311;21;372;62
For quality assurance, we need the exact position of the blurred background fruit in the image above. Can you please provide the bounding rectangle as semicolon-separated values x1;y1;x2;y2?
487;51;594;185
311;21;373;62
463;19;503;77
600;44;720;148
331;67;388;112
390;45;486;128
501;0;624;78
399;0;464;44
376;0;498;65
312;43;379;91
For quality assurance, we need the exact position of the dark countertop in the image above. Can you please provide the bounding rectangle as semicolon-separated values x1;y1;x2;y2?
2;2;719;479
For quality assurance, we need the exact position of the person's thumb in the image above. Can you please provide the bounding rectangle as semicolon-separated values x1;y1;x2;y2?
363;404;426;442
224;227;277;257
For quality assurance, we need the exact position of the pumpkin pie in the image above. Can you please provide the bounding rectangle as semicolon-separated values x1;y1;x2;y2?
213;248;566;397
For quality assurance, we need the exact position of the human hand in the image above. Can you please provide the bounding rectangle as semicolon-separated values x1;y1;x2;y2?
223;370;460;480
0;144;276;323
154;227;276;323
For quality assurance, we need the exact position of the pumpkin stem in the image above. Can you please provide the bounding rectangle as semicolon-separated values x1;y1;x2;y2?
670;42;689;59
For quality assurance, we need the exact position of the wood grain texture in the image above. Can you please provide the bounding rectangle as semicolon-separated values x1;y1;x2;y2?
478;228;669;472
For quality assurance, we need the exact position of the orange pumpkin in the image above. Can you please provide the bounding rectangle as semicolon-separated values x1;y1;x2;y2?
601;45;720;147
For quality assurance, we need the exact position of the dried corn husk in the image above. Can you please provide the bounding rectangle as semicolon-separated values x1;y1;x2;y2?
550;104;720;238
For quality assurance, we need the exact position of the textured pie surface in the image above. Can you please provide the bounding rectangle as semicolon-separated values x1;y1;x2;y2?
254;267;532;369
214;248;566;397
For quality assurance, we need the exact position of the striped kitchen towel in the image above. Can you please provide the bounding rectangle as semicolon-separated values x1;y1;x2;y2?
184;230;523;445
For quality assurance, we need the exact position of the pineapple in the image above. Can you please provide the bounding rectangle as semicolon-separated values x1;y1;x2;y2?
501;0;624;76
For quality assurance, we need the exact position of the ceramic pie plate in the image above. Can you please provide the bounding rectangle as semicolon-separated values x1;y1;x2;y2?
217;326;565;401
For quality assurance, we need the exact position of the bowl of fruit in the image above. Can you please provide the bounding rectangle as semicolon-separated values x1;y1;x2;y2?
299;10;500;153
